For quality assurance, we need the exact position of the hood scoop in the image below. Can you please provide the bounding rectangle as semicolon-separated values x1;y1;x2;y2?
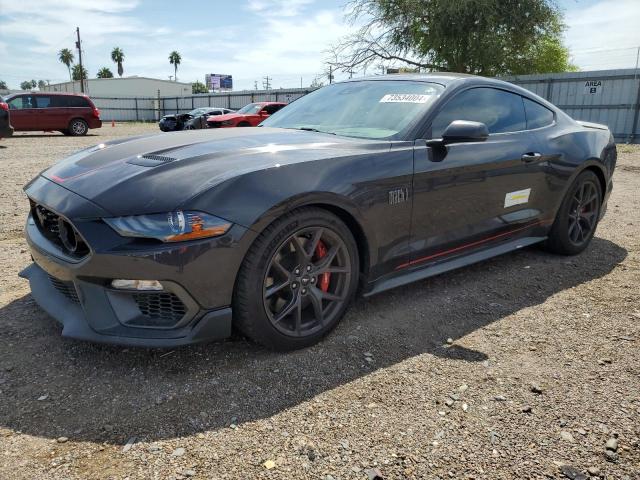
127;154;178;167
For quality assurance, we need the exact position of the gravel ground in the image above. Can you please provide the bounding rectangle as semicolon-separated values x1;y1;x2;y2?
0;125;638;480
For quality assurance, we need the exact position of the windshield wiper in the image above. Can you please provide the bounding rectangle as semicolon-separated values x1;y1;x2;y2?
291;127;336;135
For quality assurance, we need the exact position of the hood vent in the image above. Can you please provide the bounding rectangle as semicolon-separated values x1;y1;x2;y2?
127;154;177;167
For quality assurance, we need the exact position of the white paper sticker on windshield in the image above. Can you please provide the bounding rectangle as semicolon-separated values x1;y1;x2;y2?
379;94;432;103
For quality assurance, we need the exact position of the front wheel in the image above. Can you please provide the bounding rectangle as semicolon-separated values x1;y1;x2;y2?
543;170;602;255
233;208;359;350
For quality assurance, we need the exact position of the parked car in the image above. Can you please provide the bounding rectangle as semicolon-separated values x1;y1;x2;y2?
20;74;616;350
0;97;13;138
207;102;286;128
159;107;235;131
4;92;101;136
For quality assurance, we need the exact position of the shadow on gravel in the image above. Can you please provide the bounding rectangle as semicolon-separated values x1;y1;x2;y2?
0;237;627;444
7;133;98;138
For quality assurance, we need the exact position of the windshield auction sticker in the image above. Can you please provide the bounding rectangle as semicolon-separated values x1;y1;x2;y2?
379;94;432;103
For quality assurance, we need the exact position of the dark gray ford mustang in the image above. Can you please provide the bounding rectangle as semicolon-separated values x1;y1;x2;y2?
21;74;617;350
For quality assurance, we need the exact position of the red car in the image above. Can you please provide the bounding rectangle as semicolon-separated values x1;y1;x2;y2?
5;92;101;136
207;102;286;128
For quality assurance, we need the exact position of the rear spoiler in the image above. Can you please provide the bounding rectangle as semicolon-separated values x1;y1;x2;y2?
577;120;609;131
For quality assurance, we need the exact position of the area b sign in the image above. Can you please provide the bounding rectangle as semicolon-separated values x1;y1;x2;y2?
584;80;602;94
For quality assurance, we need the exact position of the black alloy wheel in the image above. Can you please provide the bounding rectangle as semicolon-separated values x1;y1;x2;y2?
263;226;351;337
567;179;599;246
234;207;359;350
544;170;602;255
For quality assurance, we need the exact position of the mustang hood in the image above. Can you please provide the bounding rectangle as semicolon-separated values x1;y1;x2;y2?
36;127;386;217
208;113;244;122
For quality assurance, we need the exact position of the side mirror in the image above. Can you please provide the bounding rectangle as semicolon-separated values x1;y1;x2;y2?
427;120;489;147
259;110;269;116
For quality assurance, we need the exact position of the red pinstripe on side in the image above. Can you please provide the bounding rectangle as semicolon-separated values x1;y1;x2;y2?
394;219;553;271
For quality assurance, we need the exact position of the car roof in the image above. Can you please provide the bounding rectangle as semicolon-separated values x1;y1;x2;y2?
6;92;89;98
340;72;526;89
338;72;549;103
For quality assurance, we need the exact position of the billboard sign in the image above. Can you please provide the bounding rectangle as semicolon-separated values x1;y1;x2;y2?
205;74;233;91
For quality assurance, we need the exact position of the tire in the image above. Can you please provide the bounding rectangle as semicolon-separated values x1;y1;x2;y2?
237;122;251;127
543;170;602;255
233;207;359;351
68;118;88;136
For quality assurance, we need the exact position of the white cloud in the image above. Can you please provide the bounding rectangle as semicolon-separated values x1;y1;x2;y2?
0;0;355;89
564;0;640;70
246;0;315;17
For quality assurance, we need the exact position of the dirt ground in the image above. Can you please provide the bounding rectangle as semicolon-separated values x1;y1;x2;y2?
0;125;638;480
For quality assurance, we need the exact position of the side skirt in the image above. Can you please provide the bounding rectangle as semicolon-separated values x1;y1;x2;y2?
364;236;546;297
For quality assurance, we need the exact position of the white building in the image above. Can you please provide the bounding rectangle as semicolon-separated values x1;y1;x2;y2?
43;76;192;98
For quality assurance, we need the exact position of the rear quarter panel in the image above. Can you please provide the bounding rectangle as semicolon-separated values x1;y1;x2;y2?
537;120;615;217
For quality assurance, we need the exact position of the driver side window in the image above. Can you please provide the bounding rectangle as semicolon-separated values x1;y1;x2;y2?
431;87;526;138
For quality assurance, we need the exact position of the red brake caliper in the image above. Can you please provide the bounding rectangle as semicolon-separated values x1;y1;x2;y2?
315;240;331;292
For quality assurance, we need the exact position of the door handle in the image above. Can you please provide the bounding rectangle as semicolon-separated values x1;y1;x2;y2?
521;152;542;163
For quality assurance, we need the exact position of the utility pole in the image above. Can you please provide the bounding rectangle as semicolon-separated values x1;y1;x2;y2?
75;27;85;93
328;66;334;84
254;80;258;90
262;76;272;90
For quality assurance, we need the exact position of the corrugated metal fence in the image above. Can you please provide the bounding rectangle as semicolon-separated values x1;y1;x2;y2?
503;69;640;143
92;69;640;143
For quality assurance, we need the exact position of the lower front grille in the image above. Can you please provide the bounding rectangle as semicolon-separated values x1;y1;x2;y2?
129;292;187;327
48;274;80;304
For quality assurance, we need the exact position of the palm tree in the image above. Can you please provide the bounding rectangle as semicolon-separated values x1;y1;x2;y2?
71;65;88;81
111;47;125;77
58;48;74;82
97;67;114;78
169;51;181;81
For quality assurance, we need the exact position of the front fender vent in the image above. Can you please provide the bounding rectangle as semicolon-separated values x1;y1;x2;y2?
127;154;177;167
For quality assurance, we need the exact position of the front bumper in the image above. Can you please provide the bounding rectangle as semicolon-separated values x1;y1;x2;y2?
20;178;256;346
20;262;232;347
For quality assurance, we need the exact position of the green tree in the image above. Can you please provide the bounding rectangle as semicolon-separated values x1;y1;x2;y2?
72;64;88;81
20;81;33;90
58;48;75;82
169;51;182;81
111;47;125;77
192;80;208;94
37;80;48;90
0;80;8;90
330;0;577;76
97;67;114;78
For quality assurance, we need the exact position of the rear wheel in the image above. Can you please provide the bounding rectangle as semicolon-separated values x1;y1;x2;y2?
68;118;88;136
544;170;602;255
233;208;359;350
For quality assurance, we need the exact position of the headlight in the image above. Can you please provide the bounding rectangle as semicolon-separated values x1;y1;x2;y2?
104;211;232;242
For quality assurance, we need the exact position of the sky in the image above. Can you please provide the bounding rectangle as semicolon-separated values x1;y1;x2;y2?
1;0;639;91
